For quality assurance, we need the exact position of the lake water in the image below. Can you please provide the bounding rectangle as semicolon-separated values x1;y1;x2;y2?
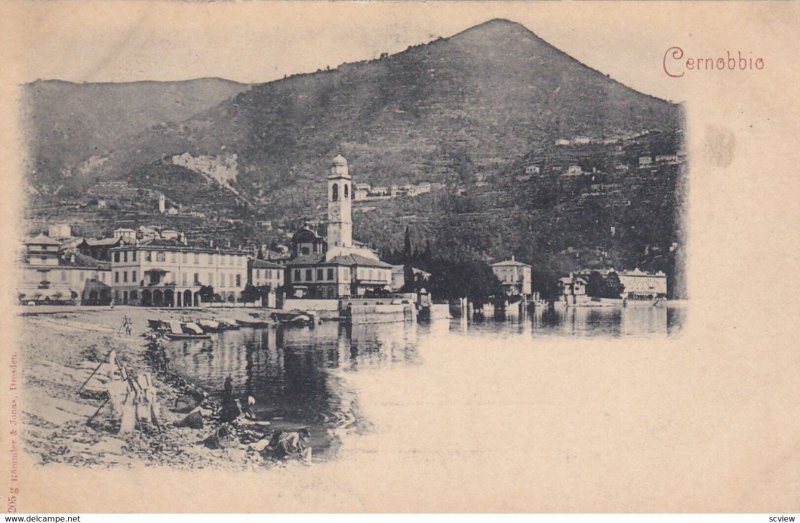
162;304;686;460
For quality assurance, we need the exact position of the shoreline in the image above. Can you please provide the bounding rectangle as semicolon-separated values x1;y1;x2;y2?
18;305;288;470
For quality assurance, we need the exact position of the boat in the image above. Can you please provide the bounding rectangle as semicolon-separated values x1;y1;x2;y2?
236;318;273;328
183;322;205;335
165;320;211;340
216;318;241;330
148;319;169;332
271;310;315;327
196;319;221;333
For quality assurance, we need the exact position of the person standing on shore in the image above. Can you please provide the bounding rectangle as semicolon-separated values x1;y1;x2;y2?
220;376;240;423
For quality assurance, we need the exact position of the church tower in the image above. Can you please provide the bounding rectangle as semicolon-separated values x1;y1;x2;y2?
327;154;353;249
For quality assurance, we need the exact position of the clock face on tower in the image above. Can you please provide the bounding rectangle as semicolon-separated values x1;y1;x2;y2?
329;206;340;219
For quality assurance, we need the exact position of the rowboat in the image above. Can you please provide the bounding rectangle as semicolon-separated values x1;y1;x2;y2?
236;318;273;328
165;320;211;340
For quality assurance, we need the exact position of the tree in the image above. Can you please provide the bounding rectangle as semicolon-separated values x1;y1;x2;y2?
586;271;606;298
532;269;560;301
240;284;262;303
403;225;413;261
604;271;625;299
401;225;416;292
428;258;503;307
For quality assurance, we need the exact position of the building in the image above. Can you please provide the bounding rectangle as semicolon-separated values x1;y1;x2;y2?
158;194;166;214
77;236;123;261
572;268;668;300
524;165;541;176
17;234;111;304
391;265;433;292
113;228;137;243
491;257;532;297
354;183;371;200
286;155;393;299
559;274;588;304
655;154;679;164
639;156;653;167
249;258;285;289
109;239;250;306
248;258;285;308
614;268;667;299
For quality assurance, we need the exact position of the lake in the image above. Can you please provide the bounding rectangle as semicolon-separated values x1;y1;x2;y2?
162;303;686;460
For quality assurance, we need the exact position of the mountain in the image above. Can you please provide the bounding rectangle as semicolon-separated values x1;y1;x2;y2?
22;78;251;186
23;19;686;294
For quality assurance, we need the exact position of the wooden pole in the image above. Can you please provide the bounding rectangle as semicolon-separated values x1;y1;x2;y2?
77;348;115;393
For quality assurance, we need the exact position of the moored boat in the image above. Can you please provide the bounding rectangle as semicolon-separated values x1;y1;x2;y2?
196;319;221;333
236;318;273;328
165;320;211;340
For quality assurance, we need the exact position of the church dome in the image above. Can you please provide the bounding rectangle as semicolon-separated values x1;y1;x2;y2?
331;154;348;167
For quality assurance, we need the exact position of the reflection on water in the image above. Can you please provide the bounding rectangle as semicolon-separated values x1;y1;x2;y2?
163;321;423;459
162;304;685;461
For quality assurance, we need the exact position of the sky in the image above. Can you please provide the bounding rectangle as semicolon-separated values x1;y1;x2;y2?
4;1;778;103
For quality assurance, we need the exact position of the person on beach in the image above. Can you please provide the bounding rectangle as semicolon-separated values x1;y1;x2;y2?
220;376;240;423
242;395;257;420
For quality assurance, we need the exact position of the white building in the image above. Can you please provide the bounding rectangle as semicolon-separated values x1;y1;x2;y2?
17;234;111;305
491;257;532;297
614;268;667;299
109;239;250;306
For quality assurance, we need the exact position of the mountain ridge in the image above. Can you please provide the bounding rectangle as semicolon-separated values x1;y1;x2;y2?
23;18;685;291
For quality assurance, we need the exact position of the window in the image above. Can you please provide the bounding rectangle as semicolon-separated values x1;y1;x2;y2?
132;270;137;283
123;251;128;262
344;184;349;199
332;183;339;201
256;269;261;280
317;268;323;280
235;274;241;287
132;251;137;262
182;273;187;286
130;291;138;301
301;246;310;255
145;251;152;262
114;252;120;262
156;252;166;262
115;272;119;283
294;269;301;281
194;273;199;285
305;269;312;281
